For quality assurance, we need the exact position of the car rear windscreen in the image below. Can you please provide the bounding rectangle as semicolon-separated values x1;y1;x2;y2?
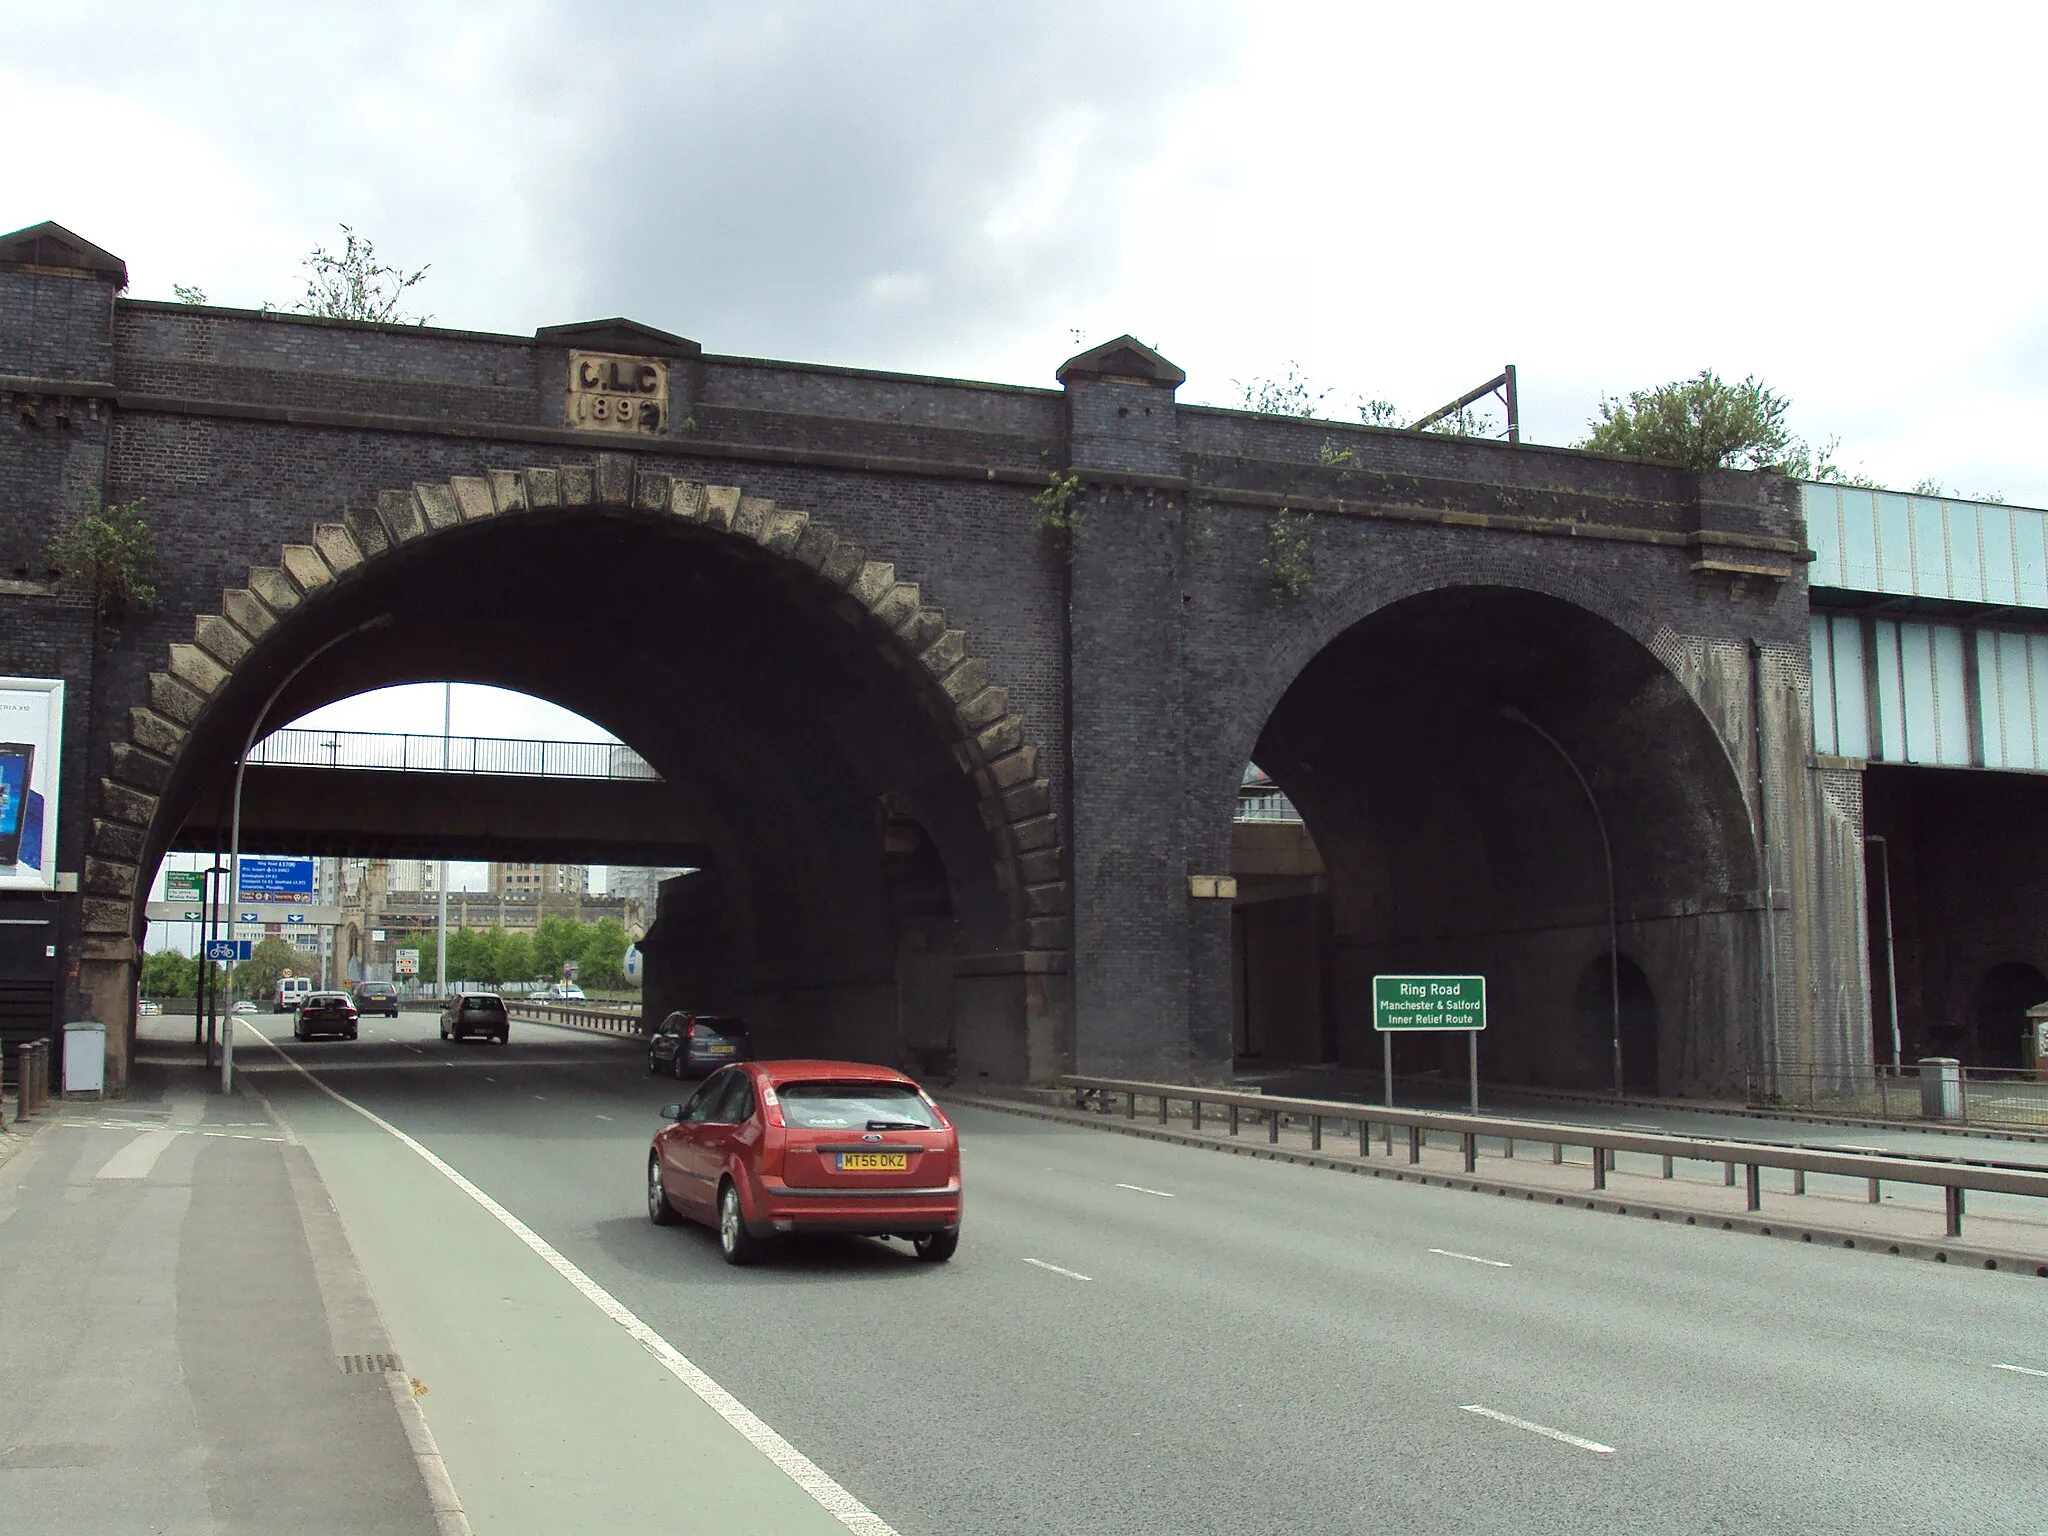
463;995;503;1008
778;1082;937;1130
694;1016;747;1036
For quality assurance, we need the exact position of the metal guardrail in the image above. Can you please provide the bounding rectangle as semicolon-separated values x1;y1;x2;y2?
1752;1061;2048;1129
1062;1074;2048;1243
249;727;659;781
506;1001;644;1038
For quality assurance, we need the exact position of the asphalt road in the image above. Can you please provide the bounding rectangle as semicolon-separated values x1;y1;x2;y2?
239;1010;2048;1535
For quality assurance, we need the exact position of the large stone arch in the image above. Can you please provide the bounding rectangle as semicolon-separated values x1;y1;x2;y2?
78;454;1066;1083
1206;542;1748;831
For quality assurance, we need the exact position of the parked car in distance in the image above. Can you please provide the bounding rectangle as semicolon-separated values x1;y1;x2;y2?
351;981;400;1017
647;1012;752;1078
273;976;312;1013
294;991;359;1041
441;992;510;1043
137;998;162;1016
549;982;587;1001
231;999;257;1014
647;1060;961;1266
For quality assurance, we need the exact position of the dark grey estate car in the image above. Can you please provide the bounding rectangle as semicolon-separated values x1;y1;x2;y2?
352;981;400;1017
647;1012;751;1078
441;992;510;1043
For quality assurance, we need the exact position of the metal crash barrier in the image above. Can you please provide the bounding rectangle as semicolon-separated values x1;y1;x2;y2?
505;1001;643;1038
1061;1074;2048;1244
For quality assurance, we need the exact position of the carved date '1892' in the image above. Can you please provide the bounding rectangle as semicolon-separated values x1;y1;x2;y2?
566;351;668;434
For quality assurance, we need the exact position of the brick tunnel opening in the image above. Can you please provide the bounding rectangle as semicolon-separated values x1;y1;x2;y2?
1234;585;1760;1097
135;503;1038;1085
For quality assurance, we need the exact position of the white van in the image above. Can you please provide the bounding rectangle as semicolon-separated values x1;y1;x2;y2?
273;976;312;1013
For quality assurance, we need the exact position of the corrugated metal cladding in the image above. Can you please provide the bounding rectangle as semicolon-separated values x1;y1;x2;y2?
1803;482;2048;609
1811;614;2048;771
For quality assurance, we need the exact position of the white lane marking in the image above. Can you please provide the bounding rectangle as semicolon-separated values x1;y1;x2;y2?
1022;1257;1094;1282
1430;1248;1513;1268
1616;1123;1664;1133
1992;1362;2048;1378
1460;1404;1614;1454
1114;1182;1174;1198
94;1129;182;1180
593;1114;614;1122
245;1030;900;1536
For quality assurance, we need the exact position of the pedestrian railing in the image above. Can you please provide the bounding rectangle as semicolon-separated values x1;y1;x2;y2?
1061;1074;2048;1243
249;727;660;781
506;1001;643;1037
1751;1060;2048;1130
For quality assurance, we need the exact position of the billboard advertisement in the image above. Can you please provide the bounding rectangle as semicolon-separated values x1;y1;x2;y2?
0;677;64;892
236;855;315;902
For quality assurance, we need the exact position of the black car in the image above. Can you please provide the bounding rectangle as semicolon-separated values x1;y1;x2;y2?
441;992;510;1044
352;981;400;1017
295;991;360;1041
647;1012;751;1078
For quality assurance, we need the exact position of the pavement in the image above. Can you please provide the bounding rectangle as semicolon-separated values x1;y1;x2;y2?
8;1010;2046;1534
0;1068;442;1535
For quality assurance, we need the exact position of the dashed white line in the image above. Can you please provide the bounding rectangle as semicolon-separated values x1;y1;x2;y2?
1992;1362;2048;1378
1115;1182;1175;1198
1022;1257;1094;1282
1430;1248;1513;1268
1460;1404;1614;1454
593;1113;614;1122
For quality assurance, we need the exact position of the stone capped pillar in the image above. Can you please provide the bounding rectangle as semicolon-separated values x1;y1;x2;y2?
1057;336;1222;1078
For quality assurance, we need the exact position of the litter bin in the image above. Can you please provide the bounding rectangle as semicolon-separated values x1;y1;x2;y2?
63;1021;106;1099
1918;1056;1961;1120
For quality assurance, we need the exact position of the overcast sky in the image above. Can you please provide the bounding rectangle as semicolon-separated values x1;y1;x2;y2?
15;2;2048;745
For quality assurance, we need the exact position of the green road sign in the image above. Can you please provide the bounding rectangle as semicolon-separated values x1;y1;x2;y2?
1373;975;1486;1031
166;870;204;901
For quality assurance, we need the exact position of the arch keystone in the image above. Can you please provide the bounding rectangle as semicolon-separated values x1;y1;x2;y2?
220;588;276;640
668;480;708;522
312;523;365;572
192;614;251;670
414;483;461;531
633;469;671;513
733;496;775;541
847;561;895;607
450;476;494;522
246;566;301;614
377;489;426;543
342;506;390;560
167;643;229;697
560;464;594;506
595;455;633;506
523;467;562;508
759;506;808;554
703;485;741;530
278;545;333;593
488;469;526;513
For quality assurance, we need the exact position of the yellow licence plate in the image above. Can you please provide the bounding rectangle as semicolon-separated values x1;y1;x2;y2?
836;1152;908;1172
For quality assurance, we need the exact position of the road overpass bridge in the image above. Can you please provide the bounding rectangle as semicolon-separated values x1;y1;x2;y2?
6;219;1866;1094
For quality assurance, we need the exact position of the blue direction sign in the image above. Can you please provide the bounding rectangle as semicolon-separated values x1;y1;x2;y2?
236;855;315;901
205;939;253;962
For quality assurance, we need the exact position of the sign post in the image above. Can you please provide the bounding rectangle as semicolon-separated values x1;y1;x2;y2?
1372;975;1487;1111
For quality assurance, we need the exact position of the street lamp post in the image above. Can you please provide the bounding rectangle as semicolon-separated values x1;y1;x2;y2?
1502;705;1624;1097
1864;835;1903;1067
222;613;392;1094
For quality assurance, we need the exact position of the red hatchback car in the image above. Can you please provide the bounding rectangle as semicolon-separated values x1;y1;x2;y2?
648;1060;962;1265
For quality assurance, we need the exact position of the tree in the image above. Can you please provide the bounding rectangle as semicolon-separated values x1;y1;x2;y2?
233;937;303;1002
532;915;583;981
45;494;158;634
1238;364;1329;418
578;919;629;989
140;949;195;998
1578;370;1805;472
296;225;431;325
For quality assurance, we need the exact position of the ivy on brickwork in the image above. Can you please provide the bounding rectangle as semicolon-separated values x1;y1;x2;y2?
1181;490;1214;554
45;494;159;635
1260;507;1314;601
1031;471;1083;548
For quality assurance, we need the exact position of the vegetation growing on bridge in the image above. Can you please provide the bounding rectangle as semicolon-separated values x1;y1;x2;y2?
1031;471;1083;547
44;493;158;637
1260;508;1315;601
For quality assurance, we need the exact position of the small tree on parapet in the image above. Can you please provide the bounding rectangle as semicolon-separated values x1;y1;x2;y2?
297;225;431;324
1579;371;1807;472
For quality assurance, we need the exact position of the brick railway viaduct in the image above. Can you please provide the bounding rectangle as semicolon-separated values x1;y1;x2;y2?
1;223;1868;1095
